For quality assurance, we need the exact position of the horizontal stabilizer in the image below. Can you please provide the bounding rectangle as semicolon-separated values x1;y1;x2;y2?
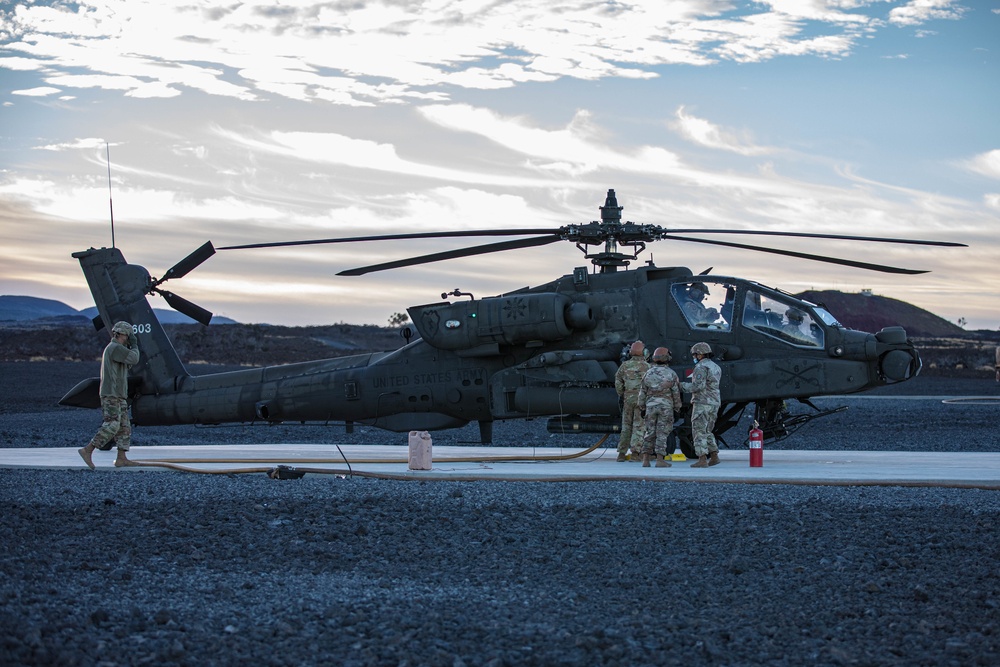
58;377;100;409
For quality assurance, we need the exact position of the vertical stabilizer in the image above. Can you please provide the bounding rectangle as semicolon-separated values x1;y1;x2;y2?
74;247;189;391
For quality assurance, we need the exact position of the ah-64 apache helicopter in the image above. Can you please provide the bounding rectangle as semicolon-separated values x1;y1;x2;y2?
60;189;964;457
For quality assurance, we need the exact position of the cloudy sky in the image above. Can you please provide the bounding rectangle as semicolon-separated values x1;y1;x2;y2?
1;0;997;330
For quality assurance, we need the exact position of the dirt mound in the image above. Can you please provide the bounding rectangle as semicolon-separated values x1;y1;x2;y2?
796;290;965;337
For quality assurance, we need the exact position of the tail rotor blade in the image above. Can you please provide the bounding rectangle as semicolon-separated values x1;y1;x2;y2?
158;290;213;325
163;241;216;281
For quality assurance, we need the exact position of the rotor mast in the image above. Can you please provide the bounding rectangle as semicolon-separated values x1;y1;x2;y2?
573;189;648;273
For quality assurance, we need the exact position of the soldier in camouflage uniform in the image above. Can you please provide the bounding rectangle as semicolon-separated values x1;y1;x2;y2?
614;340;649;462
680;341;722;468
682;283;720;325
637;347;682;468
78;321;140;469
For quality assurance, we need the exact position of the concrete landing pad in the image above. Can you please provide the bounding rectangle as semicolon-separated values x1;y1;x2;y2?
2;445;999;489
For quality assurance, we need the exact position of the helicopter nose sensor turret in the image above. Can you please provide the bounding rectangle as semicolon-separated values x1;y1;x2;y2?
874;326;921;381
829;326;920;383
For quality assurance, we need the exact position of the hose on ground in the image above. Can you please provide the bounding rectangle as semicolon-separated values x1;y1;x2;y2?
132;434;612;475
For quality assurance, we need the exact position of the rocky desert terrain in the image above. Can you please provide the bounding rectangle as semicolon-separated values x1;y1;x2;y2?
1;324;998;667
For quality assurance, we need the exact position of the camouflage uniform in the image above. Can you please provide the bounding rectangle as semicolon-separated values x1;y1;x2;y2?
682;298;718;324
680;357;722;457
637;364;682;458
88;333;140;452
614;356;650;457
782;310;812;345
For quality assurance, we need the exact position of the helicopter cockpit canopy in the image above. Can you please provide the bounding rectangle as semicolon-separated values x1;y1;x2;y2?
671;278;830;349
742;287;824;348
671;279;736;332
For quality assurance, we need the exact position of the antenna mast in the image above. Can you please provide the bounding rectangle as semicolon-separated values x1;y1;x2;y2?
106;142;115;248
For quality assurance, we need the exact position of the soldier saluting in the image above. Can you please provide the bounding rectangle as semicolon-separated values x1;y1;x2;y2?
78;321;140;469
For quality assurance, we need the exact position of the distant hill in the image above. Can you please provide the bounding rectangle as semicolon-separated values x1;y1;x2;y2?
1;293;994;373
76;307;238;326
0;295;237;326
0;295;80;321
795;290;965;338
0;291;974;337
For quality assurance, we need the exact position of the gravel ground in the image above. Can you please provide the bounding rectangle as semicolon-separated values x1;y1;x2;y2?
2;362;999;666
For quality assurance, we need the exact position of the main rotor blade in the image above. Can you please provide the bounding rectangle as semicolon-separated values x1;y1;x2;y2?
220;229;561;251
157;290;213;326
337;235;563;276
659;229;966;247
162;241;216;281
662;234;929;275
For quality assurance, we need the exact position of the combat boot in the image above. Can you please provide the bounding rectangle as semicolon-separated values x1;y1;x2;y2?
616;452;627;462
691;455;709;468
655;457;671;468
708;451;721;466
78;443;96;470
114;450;138;468
641;453;651;467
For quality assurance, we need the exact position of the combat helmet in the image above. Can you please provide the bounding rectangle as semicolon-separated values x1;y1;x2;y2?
689;282;709;297
786;307;804;323
629;340;645;357
112;321;133;335
690;342;712;356
651;347;672;363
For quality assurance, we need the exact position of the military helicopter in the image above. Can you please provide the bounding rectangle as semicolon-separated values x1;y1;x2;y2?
60;189;964;456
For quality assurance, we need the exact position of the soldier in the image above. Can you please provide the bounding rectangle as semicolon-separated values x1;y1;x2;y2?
614;340;649;462
637;347;682;468
78;321;140;469
682;283;720;325
783;307;804;332
781;307;813;344
680;341;722;468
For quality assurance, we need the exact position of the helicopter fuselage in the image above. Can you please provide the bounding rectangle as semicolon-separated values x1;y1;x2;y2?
60;247;918;448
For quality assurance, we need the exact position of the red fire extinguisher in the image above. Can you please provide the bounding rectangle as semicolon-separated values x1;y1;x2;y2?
749;421;764;467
